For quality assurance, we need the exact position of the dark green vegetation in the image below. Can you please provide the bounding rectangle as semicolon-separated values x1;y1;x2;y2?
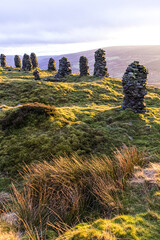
0;67;160;239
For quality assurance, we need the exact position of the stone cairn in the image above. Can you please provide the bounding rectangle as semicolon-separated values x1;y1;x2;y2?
122;61;148;113
0;54;7;67
93;49;109;77
22;54;32;71
33;69;40;80
14;55;21;68
55;57;72;78
30;53;39;69
48;58;56;71
22;54;27;69
79;56;89;76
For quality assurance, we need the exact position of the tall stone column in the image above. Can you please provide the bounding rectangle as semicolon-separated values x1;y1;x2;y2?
79;56;89;76
14;55;21;68
30;53;39;69
1;54;7;67
122;61;148;113
48;58;56;71
93;49;109;77
22;54;32;71
56;57;72;78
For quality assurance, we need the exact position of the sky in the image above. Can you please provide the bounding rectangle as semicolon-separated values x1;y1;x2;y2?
0;0;160;55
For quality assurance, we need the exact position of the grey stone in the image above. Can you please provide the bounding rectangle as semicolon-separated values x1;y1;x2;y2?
48;58;56;71
79;56;89;76
33;69;40;80
1;213;18;226
22;54;32;71
128;136;133;141
55;57;72;78
122;61;148;113
30;53;39;69
0;54;7;67
14;55;21;68
93;49;109;77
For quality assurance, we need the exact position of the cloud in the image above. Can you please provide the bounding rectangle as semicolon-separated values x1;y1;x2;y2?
0;0;160;54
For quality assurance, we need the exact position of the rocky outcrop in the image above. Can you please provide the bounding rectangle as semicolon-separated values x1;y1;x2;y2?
122;61;148;113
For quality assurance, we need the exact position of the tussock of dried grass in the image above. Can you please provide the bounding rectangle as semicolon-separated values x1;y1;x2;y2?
7;146;144;238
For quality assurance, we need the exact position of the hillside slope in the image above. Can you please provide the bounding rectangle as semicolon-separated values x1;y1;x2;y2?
0;67;160;239
0;68;160;175
5;46;160;86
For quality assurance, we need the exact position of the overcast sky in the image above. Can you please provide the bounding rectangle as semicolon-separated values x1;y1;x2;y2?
0;0;160;55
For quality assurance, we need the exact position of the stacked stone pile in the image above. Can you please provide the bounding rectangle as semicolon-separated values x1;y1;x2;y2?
122;61;148;113
79;56;89;76
14;55;21;68
22;54;28;70
56;57;72;78
22;54;32;71
30;53;39;69
33;69;40;80
93;49;109;77
1;54;7;67
26;55;32;71
48;58;56;71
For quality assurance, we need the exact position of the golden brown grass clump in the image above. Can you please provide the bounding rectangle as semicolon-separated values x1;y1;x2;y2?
7;146;144;238
0;231;19;240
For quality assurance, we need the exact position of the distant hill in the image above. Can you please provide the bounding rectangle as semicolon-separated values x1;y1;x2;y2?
5;46;160;86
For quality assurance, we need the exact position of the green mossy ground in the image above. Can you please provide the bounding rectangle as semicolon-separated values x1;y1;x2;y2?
59;178;160;240
0;67;160;239
58;162;160;240
0;68;160;175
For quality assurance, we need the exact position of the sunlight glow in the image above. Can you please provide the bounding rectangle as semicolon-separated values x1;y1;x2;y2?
1;25;160;56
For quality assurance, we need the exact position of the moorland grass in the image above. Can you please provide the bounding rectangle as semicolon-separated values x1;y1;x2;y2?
0;68;160;239
5;146;144;239
0;68;160;180
57;162;160;240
